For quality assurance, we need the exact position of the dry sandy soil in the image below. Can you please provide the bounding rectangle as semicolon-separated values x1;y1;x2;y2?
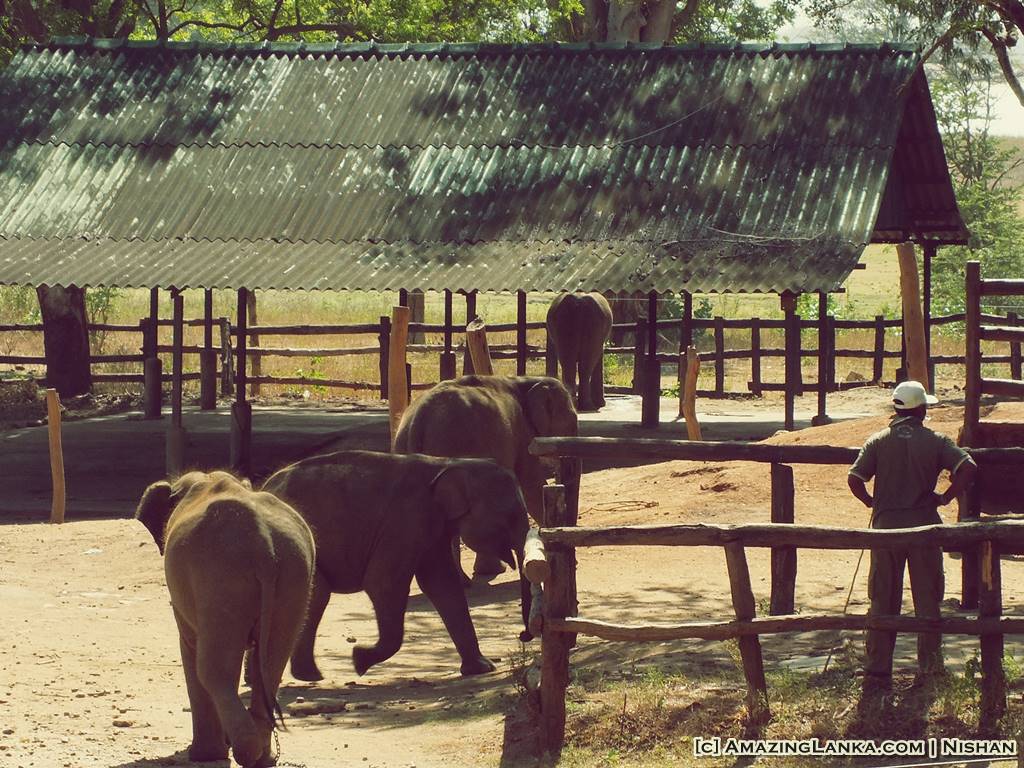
2;396;1023;768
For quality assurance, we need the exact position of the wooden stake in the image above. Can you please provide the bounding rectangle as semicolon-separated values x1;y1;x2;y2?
724;542;770;725
979;539;1006;730
897;242;930;388
388;305;411;445
46;388;65;524
769;463;796;615
682;346;702;440
465;317;494;375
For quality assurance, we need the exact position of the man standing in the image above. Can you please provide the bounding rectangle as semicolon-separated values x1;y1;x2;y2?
847;381;977;691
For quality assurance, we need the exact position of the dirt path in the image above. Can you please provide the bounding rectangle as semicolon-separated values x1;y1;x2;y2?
3;397;1023;767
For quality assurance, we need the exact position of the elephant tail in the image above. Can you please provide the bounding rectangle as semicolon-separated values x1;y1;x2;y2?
255;573;286;730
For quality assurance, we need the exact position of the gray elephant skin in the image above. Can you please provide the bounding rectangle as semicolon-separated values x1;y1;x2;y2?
547;292;613;412
262;450;530;682
136;471;315;768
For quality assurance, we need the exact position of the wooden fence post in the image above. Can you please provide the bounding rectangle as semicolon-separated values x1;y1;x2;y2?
142;317;162;419
714;316;725;396
219;317;233;396
782;292;800;432
46;388;65;524
641;291;659;428
166;289;186;476
769;463;796;615
897;242;930;388
681;291;693;351
750;318;762;396
246;289;260;398
540;483;574;756
813;292;831;426
924;243;936;390
440;289;456;380
1009;312;1022;380
979;539;1006;730
408;289;425;345
964;262;982;446
724;542;770;726
466;317;494;375
378;316;391;400
388;306;411;446
632;318;646;394
682;346;702;440
872;315;886;384
462;290;478;375
517;290;528;376
230;288;252;477
200;288;217;410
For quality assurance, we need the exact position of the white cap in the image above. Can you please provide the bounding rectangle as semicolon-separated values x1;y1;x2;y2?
892;380;938;410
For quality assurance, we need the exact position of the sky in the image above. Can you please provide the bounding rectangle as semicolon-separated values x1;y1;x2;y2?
780;12;1024;136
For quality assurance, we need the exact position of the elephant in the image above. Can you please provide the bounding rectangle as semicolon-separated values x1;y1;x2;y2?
393;375;577;581
261;450;531;682
546;292;613;412
135;471;315;768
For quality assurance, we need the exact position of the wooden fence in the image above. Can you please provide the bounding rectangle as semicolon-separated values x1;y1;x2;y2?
526;436;1024;753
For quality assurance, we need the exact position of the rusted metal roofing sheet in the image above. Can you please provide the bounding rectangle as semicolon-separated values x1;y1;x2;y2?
0;39;967;293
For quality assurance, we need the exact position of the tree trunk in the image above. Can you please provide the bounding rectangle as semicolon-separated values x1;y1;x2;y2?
36;285;91;397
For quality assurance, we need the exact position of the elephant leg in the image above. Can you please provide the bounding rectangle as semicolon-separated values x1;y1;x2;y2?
590;353;606;409
290;569;331;682
194;625;261;768
415;553;495;676
576;358;597;412
353;570;414;675
519;458;547;525
472;550;506;578
175;616;228;762
451;534;472;588
555;347;578;405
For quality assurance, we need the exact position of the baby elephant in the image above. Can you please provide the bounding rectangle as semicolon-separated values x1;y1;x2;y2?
136;471;315;768
262;450;531;682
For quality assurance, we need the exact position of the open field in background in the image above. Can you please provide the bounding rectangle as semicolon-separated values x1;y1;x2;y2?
0;246;1017;400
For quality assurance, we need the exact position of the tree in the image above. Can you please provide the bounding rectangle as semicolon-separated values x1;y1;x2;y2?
807;0;1024;109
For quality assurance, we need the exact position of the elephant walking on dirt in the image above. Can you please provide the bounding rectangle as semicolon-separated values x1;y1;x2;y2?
393;375;577;582
136;471;315;768
262;450;531;681
547;292;613;412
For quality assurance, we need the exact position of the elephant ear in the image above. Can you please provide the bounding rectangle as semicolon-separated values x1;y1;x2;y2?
525;379;577;437
135;481;174;554
430;465;472;522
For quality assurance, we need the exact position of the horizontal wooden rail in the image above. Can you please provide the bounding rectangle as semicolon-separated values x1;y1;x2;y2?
551;613;1024;642
981;279;1024;297
246;374;379;390
539;519;1024;552
249;346;378;357
0;354;46;364
238;323;381;336
981;377;1024;398
980;325;1024;343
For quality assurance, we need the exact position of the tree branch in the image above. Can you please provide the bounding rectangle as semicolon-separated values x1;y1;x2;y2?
167;16;256;34
265;22;353;39
982;27;1024;108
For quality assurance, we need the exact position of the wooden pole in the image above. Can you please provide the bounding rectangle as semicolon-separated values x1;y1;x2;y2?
713;316;725;396
750;318;762;396
781;292;799;431
681;291;693;350
378;316;391;399
143;288;162;419
466;317;494;376
516;290;528;376
769;463;796;615
200;288;217;410
682;346;702;440
979;540;1006;730
641;292;660;428
246;289;260;397
219;317;233;396
541;483;573;755
965;261;982;445
388;305;411;445
813;292;831;426
46;388;65;524
923;243;935;390
462;291;478;375
1009;311;1022;380
897;242;930;388
440;289;456;380
724;542;770;725
230;288;251;477
632;318;646;395
873;315;886;384
166;289;186;476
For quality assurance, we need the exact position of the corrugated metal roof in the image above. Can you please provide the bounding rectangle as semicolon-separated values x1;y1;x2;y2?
0;39;967;293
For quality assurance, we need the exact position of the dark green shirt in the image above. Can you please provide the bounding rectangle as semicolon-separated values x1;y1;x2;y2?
849;415;974;528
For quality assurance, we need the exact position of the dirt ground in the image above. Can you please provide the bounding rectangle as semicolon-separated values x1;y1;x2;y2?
2;392;1023;768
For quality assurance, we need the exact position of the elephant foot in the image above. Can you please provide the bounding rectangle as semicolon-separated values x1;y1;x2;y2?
188;741;230;762
472;553;506;578
460;655;496;676
519;629;534;643
289;657;324;682
352;646;378;676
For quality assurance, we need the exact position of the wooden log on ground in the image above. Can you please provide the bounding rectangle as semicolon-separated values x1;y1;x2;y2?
979;540;1006;730
540;519;1024;552
547;613;1024;641
897;242;930;387
46;388;65;524
388;306;411;446
724;542;770;725
523;528;550;585
769;463;796;615
466;317;494;376
540;483;574;756
682;346;702;440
